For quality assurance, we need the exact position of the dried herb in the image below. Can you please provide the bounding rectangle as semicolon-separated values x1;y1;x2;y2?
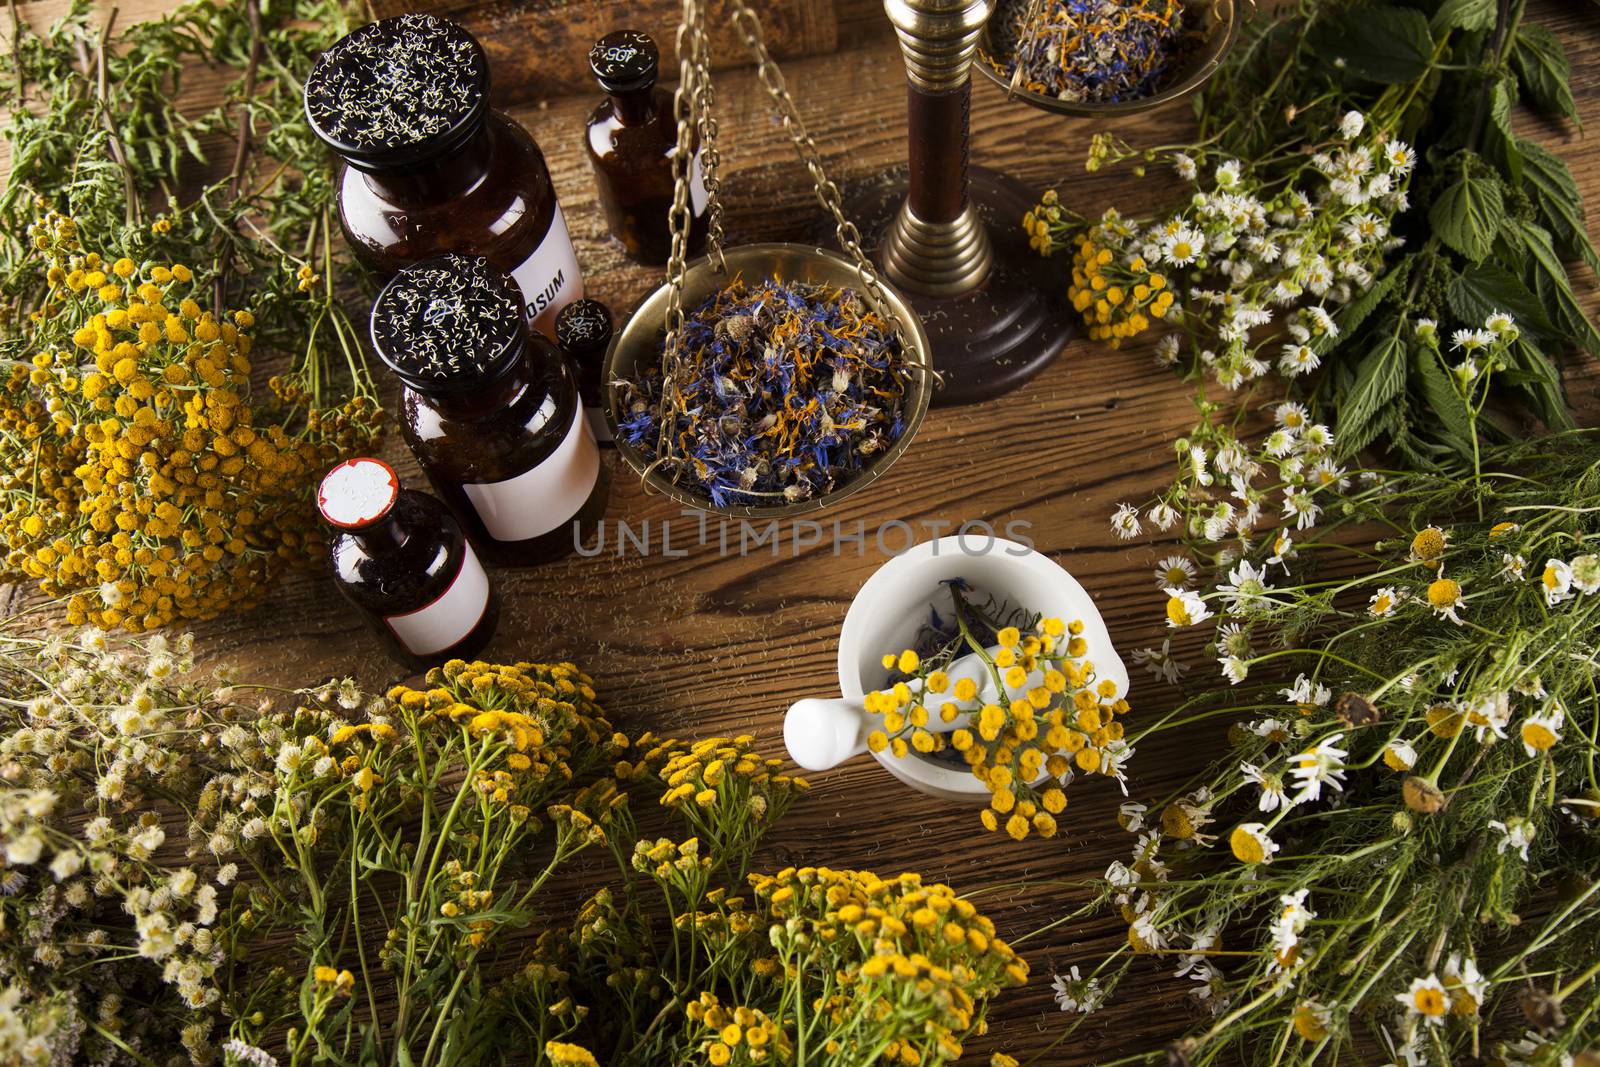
617;277;907;508
984;0;1201;104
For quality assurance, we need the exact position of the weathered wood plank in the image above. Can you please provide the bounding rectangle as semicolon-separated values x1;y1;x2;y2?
2;1;1599;1061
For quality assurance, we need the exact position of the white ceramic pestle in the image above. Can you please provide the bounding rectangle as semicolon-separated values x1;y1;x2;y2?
784;645;1044;772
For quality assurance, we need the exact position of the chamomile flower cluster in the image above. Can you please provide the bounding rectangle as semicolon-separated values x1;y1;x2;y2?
864;596;1133;841
1028;112;1414;372
0;223;380;631
1077;433;1600;1065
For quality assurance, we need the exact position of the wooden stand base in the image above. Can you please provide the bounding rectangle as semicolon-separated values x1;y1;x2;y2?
839;164;1076;407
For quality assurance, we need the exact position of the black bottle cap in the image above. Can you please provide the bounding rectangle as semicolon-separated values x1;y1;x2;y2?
589;30;658;95
555;299;614;358
304;14;490;171
370;254;526;395
318;458;400;530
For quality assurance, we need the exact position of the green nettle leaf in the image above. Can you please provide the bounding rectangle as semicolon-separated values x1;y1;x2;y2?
1313;8;1433;84
1511;24;1579;124
1509;339;1575;431
1337;332;1408;457
1336;259;1409;338
1447;262;1554;336
1518;138;1600;275
1484;77;1522;186
1506;220;1600;357
1429;167;1505;262
1432;0;1495;31
1410;348;1475;455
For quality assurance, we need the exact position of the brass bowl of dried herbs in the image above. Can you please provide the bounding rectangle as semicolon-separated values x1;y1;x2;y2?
604;243;934;518
976;0;1243;117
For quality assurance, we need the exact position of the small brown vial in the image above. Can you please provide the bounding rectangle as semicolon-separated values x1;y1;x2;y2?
585;30;709;264
371;254;609;566
555;298;614;443
304;13;584;337
318;458;499;671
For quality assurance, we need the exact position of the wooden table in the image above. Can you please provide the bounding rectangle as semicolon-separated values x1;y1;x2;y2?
5;1;1599;1061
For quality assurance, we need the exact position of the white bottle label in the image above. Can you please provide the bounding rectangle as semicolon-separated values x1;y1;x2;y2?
510;202;584;338
461;405;600;542
383;542;491;657
690;148;710;218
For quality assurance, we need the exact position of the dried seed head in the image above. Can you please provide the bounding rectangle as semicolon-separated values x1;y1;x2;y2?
1335;692;1380;727
1402;775;1446;814
1520;987;1566;1031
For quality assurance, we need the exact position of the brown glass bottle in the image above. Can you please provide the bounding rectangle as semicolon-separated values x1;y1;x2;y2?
555;297;613;444
585;30;709;265
318;458;499;672
371;254;609;566
305;13;583;338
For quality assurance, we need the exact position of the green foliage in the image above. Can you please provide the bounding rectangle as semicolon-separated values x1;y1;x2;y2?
1195;0;1598;468
0;0;376;406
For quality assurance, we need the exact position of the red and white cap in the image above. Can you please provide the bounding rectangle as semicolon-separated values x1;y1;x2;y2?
317;457;400;530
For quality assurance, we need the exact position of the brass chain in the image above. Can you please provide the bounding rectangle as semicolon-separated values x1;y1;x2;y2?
726;0;926;376
653;0;933;473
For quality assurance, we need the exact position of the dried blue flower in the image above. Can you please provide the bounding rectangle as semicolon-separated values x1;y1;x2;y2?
617;278;908;507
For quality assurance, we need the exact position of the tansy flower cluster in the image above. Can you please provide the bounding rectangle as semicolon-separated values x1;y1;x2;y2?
864;590;1133;840
621;734;809;875
684;994;789;1065
751;867;1028;1065
0;222;380;630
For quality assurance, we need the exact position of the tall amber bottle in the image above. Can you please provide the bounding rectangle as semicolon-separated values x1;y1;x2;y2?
305;13;583;337
585;30;709;264
370;255;608;566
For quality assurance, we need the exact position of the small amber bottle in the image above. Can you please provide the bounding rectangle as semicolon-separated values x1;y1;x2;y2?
371;254;609;566
305;13;583;337
585;30;709;264
318;457;498;671
555;298;613;443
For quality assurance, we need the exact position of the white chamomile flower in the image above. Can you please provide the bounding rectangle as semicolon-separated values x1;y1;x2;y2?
1051;966;1106;1014
1132;639;1189;685
1155;333;1182;366
1214;159;1242;188
1147;500;1180;531
1111;503;1142;540
1289;733;1348;803
1173;153;1197;181
1338;110;1365;139
1485;310;1516;336
1240;762;1290;812
1519;704;1563;756
1162;226;1205;266
1413;317;1437;342
1219;560;1273;611
1442;953;1487;1017
1221;655;1250;685
1499;553;1527;583
1164;587;1213;628
1381;738;1417;772
1229;822;1280;863
1281;673;1331;709
1384;139;1415;173
1541;558;1574;605
1278;343;1320;376
1489;816;1535;860
1394;974;1449;1026
1274;402;1309;430
1569;553;1600;594
1153;554;1198;590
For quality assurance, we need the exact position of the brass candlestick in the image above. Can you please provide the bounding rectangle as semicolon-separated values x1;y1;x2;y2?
842;0;1074;406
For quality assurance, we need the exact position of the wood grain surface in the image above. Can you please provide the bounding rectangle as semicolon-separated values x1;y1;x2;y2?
4;0;1600;1062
